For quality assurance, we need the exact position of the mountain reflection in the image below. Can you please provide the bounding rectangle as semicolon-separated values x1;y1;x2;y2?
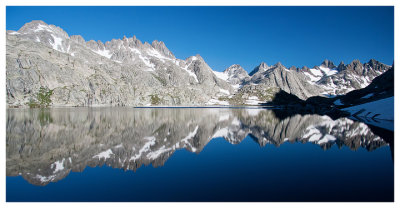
6;107;390;186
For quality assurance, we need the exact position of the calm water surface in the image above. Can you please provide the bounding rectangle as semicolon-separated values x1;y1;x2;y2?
6;107;394;202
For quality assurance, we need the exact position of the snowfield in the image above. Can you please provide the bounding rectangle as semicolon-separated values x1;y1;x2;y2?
342;96;394;131
343;96;394;121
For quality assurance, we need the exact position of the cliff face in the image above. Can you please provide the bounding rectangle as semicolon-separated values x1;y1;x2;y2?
6;21;232;107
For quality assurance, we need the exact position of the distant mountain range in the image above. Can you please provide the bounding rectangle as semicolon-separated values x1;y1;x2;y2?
6;20;392;107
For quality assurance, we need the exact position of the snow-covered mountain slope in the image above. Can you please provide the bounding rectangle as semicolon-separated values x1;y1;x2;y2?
343;96;394;131
6;20;233;107
212;64;250;89
6;20;392;107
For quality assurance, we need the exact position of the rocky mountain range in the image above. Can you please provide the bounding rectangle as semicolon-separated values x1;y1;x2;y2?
6;107;389;186
6;20;393;107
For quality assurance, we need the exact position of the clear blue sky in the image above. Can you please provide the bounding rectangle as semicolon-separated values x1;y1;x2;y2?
6;6;394;72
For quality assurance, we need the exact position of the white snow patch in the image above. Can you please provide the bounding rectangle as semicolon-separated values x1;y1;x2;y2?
303;127;321;140
317;135;336;144
309;68;323;77
343;96;394;120
182;126;199;142
114;143;124;148
231;118;241;126
219;88;230;95
94;49;112;58
35;36;40;42
213;127;228;138
319;66;338;76
130;136;156;161
50;34;64;52
245;96;260;105
178;126;199;152
219;114;230;121
93;149;113;160
360;76;370;88
232;84;241;89
373;137;382;141
182;58;200;82
308;133;322;142
8;31;20;35
186;69;199;82
146;145;172;160
213;71;229;81
36;174;57;183
146;48;169;62
205;98;229;105
34;24;53;33
51;158;65;173
130;48;154;69
303;72;320;83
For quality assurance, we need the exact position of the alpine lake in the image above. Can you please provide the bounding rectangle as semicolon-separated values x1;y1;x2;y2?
6;107;394;202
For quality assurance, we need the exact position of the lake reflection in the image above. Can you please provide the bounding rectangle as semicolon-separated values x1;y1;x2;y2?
6;107;394;202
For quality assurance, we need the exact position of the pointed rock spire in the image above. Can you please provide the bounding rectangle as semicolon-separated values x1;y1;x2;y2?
274;62;285;69
337;61;346;71
249;62;268;76
151;40;175;59
301;66;310;71
321;59;336;69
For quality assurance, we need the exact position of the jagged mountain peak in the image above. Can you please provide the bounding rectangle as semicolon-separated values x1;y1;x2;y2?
259;61;268;69
185;54;204;63
337;61;346;71
6;20;393;107
368;59;378;65
321;59;336;69
301;66;310;70
18;20;69;38
249;62;269;76
18;20;48;31
224;64;245;73
70;35;85;44
221;64;249;85
273;62;286;69
194;54;205;62
350;59;362;66
151;40;175;59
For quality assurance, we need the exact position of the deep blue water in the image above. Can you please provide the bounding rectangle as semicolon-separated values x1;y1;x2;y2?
6;107;394;202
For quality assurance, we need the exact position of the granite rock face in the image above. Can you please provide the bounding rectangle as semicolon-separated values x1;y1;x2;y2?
6;20;392;107
6;21;233;107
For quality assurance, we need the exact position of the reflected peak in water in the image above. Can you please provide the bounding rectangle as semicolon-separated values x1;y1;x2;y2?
6;107;390;186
